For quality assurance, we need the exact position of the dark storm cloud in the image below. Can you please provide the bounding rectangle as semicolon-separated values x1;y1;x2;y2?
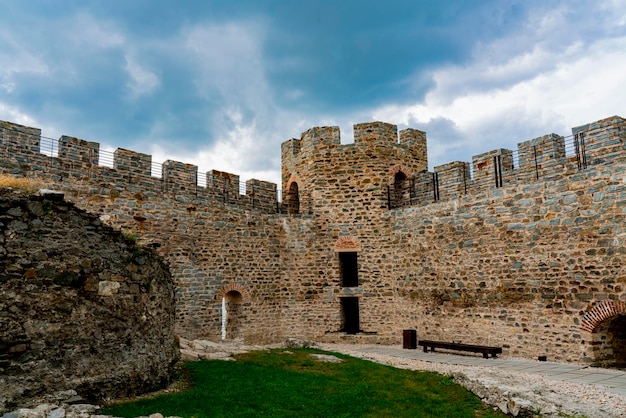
0;0;624;184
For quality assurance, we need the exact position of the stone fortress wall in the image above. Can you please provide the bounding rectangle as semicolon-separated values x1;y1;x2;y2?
386;116;626;364
1;114;625;367
0;121;285;343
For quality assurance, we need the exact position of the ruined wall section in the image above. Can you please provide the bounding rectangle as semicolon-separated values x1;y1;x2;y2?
280;122;428;342
390;155;626;363
0;190;179;410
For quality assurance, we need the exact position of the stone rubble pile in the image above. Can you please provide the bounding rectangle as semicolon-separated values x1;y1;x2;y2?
0;390;179;418
0;390;105;418
178;337;274;361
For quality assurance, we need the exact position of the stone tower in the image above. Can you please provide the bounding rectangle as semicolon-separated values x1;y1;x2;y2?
281;122;427;217
279;122;427;341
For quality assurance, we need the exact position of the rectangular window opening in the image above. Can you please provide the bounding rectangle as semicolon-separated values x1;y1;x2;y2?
340;252;358;287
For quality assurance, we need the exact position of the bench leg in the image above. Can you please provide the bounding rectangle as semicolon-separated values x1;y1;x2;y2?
422;346;428;353
483;352;488;359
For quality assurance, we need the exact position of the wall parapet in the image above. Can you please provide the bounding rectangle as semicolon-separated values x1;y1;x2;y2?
281;122;428;159
0;120;278;213
388;115;626;209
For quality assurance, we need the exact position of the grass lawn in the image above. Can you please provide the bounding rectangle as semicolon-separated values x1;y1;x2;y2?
103;348;506;418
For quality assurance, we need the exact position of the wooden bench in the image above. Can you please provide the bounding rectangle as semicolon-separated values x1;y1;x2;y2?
418;340;502;359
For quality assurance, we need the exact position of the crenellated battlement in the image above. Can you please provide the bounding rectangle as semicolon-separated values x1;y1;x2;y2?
280;114;625;211
391;115;626;208
281;122;429;209
301;125;341;149
3;115;624;216
281;122;428;158
353;121;397;145
0;120;278;213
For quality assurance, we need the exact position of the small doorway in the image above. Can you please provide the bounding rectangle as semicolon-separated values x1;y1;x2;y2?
341;297;360;334
221;290;245;341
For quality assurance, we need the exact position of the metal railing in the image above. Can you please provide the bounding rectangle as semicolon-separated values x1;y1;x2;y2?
388;133;588;209
30;134;252;196
0;124;597;212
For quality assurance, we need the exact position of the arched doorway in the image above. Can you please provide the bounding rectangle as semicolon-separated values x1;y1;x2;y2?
286;182;300;214
582;301;626;369
221;290;245;341
591;315;626;369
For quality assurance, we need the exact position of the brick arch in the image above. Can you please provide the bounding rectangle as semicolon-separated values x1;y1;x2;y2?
581;301;626;332
334;236;361;252
286;173;301;191
285;174;302;215
216;283;250;303
387;165;412;185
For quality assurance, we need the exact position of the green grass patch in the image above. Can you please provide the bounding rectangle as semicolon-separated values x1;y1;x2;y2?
103;349;505;418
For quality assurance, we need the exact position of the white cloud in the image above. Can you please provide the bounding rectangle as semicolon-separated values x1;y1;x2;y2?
598;0;626;28
183;22;268;102
0;103;38;127
124;54;160;98
0;11;127;93
140;21;296;185
373;16;626;170
148;125;282;187
64;12;125;49
0;29;49;86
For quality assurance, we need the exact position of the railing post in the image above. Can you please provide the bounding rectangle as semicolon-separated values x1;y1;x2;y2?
533;145;539;180
574;132;588;170
493;155;503;187
432;172;440;202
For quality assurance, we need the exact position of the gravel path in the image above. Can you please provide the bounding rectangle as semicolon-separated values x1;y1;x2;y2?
318;343;626;417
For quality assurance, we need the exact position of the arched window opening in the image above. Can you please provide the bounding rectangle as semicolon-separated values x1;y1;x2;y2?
392;171;409;208
287;182;300;214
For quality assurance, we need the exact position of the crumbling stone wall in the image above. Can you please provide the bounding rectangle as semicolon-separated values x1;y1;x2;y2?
0;189;179;411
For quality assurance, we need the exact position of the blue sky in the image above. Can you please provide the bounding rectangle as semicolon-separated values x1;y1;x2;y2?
1;0;625;186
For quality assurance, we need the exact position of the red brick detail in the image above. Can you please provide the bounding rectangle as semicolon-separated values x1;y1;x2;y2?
581;301;626;333
286;174;301;191
216;283;250;303
334;236;361;252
